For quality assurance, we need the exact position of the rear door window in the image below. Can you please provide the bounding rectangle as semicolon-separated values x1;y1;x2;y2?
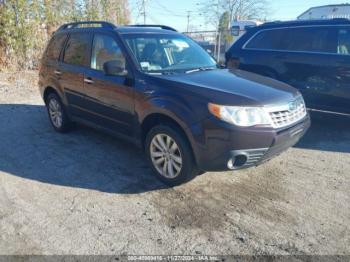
63;33;91;66
338;28;350;55
46;34;67;60
281;27;337;53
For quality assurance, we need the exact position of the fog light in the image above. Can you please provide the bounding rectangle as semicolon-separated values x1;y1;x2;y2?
234;155;248;167
228;154;248;170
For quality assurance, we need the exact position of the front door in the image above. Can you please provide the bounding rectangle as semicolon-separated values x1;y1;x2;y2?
81;33;134;136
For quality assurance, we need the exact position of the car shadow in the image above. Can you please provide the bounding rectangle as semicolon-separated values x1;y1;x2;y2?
295;111;350;153
0;104;167;194
1;104;349;194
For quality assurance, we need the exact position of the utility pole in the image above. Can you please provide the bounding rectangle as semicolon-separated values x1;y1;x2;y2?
186;11;191;32
141;0;146;24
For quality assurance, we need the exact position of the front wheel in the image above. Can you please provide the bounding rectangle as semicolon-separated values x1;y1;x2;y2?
145;125;196;186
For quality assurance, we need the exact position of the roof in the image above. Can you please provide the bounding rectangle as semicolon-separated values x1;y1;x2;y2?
298;4;350;19
55;21;179;35
257;18;350;29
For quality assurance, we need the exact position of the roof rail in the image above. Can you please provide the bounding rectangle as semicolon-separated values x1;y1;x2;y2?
57;21;116;31
127;24;177;32
330;18;350;21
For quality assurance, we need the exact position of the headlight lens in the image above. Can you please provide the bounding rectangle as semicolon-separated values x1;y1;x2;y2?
208;103;271;127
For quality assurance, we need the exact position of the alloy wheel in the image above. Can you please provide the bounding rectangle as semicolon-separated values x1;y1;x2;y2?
48;98;63;128
150;134;183;178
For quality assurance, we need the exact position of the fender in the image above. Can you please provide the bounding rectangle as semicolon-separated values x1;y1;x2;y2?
40;74;68;105
137;96;206;160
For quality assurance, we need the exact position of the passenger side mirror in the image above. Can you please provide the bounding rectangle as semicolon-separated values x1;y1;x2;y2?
103;60;127;77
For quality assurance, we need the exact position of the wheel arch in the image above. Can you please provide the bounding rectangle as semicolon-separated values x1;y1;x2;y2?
140;112;198;166
43;85;67;105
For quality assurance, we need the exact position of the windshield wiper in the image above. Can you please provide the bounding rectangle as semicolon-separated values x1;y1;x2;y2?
185;67;216;74
147;71;177;76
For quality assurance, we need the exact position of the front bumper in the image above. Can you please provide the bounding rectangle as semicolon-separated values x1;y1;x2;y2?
193;115;311;171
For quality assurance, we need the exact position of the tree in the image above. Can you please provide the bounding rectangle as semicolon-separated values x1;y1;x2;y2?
0;0;130;70
223;0;269;22
199;0;269;30
218;11;231;45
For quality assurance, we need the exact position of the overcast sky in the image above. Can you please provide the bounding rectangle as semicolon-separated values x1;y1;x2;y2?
129;0;348;31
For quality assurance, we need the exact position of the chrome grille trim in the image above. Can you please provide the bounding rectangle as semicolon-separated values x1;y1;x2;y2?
265;96;307;129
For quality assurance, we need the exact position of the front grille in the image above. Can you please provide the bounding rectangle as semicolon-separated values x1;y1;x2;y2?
268;97;307;128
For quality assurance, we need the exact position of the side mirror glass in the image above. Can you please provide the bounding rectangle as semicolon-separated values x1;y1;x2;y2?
103;60;127;76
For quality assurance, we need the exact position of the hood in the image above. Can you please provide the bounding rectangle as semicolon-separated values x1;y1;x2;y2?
155;69;300;106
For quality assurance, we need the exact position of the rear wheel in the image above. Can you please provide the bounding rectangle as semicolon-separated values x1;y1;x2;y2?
145;124;196;186
46;93;71;133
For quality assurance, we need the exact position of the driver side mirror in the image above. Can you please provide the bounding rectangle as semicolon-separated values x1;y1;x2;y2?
103;60;127;76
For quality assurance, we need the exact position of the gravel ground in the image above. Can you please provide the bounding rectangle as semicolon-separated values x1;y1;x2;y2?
0;71;349;255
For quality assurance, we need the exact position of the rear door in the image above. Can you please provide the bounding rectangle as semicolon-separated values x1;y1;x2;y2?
276;26;338;111
41;33;68;92
58;32;92;118
241;26;350;114
81;33;134;136
333;26;350;114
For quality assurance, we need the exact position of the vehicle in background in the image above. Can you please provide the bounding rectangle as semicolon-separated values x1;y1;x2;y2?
298;4;350;20
230;20;263;43
39;21;310;186
226;19;350;116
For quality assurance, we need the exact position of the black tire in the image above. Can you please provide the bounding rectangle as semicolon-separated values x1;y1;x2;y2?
45;93;71;133
145;124;196;186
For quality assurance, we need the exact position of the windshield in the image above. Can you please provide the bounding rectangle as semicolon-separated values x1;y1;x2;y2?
123;34;217;74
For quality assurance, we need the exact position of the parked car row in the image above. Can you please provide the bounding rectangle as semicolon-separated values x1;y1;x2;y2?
226;18;350;116
39;21;312;186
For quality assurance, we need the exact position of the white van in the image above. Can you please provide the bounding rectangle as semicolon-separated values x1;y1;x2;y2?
230;20;263;40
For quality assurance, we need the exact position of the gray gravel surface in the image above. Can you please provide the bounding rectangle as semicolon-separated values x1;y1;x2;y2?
0;72;349;255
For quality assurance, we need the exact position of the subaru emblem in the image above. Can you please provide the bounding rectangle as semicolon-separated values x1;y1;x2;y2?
289;101;297;111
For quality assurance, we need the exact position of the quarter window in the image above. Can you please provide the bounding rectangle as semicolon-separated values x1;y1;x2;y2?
63;33;91;66
338;28;350;55
91;34;125;71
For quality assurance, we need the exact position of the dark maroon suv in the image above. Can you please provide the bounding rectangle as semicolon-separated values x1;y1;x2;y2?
39;21;310;186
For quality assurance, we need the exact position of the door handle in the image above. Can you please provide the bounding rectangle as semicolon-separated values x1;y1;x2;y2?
54;70;62;76
84;77;94;84
337;61;348;66
144;90;155;96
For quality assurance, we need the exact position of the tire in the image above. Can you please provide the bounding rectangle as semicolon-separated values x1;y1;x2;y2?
145;124;196;186
45;93;71;133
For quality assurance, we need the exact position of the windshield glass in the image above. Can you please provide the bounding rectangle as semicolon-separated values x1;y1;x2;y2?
123;34;217;73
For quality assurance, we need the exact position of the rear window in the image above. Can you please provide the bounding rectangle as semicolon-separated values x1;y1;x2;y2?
246;27;337;54
338;28;350;55
63;33;91;66
46;34;67;60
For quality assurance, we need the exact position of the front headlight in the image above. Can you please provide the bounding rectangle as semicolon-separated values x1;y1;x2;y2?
208;103;271;127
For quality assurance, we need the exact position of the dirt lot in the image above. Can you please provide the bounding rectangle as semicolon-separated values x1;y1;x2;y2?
0;71;349;255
